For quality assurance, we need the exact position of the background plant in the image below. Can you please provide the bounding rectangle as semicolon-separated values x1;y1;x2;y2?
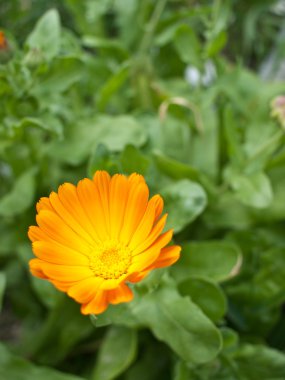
1;0;285;379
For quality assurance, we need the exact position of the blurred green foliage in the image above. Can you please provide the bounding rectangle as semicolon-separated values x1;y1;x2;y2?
1;0;285;379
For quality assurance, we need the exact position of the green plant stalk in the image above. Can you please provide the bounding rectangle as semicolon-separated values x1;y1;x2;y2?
134;0;168;109
139;0;168;56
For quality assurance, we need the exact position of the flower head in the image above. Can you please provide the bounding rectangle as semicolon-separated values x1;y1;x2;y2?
271;95;285;129
0;31;7;50
28;171;181;314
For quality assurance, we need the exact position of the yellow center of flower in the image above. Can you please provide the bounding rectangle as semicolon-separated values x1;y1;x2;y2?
89;241;132;280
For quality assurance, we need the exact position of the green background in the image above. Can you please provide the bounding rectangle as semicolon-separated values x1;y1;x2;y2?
1;0;285;379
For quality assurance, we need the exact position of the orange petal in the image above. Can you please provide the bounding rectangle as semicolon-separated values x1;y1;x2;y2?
131;229;174;272
81;290;108;315
153;194;164;222
68;277;104;303
148;245;181;270
127;270;149;283
36;210;90;254
77;178;109;241
109;174;129;239
107;283;133;305
128;173;146;185
128;195;157;249
119;182;149;244
28;225;53;243
131;214;168;255
93;171;111;236
39;262;93;282
36;197;53;212
51;280;77;292
29;258;48;279
32;240;89;266
49;188;97;245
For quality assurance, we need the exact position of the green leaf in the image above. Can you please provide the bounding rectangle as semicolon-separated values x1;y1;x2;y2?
88;144;120;177
16;116;63;137
235;344;285;379
96;62;130;111
94;115;147;151
0;342;85;380
178;277;227;322
121;145;150;175
0;169;36;217
206;30;227;57
26;9;61;61
32;57;82;95
92;326;137;380
50;115;147;165
132;283;222;364
32;278;62;309
220;327;239;351
153;150;199;181
161;179;207;232
230;172;273;208
172;241;242;283
94;303;139;328
0;272;6;312
28;296;94;365
82;35;128;57
174;24;201;66
125;339;170;380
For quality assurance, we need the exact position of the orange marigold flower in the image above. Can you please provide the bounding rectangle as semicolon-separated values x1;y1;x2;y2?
0;31;8;50
28;171;181;315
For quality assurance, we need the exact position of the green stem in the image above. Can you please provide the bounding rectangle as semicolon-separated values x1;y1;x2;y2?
139;0;168;56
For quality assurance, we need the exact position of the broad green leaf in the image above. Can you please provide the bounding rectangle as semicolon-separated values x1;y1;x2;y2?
190;105;219;179
220;327;239;351
158;116;192;163
16;116;63;137
264;167;285;220
161;179;207;232
121;145;150;175
204;192;252;229
0;343;84;380
0;224;16;258
125;339;171;380
206;30;227;57
26;9;61;61
92;326;137;380
172;241;242;283
0;169;36;217
132;284;222;364
235;344;285;379
230;172;273;208
31;278;62;309
178;277;227;322
225;246;285;335
27;296;93;365
96;115;146;150
32;57;82;95
0;272;6;312
173;360;191;380
153;150;199;181
50;115;147;165
174;24;201;66
94;302;139;328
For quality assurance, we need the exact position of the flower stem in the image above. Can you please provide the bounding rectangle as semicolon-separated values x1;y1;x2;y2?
139;0;168;56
